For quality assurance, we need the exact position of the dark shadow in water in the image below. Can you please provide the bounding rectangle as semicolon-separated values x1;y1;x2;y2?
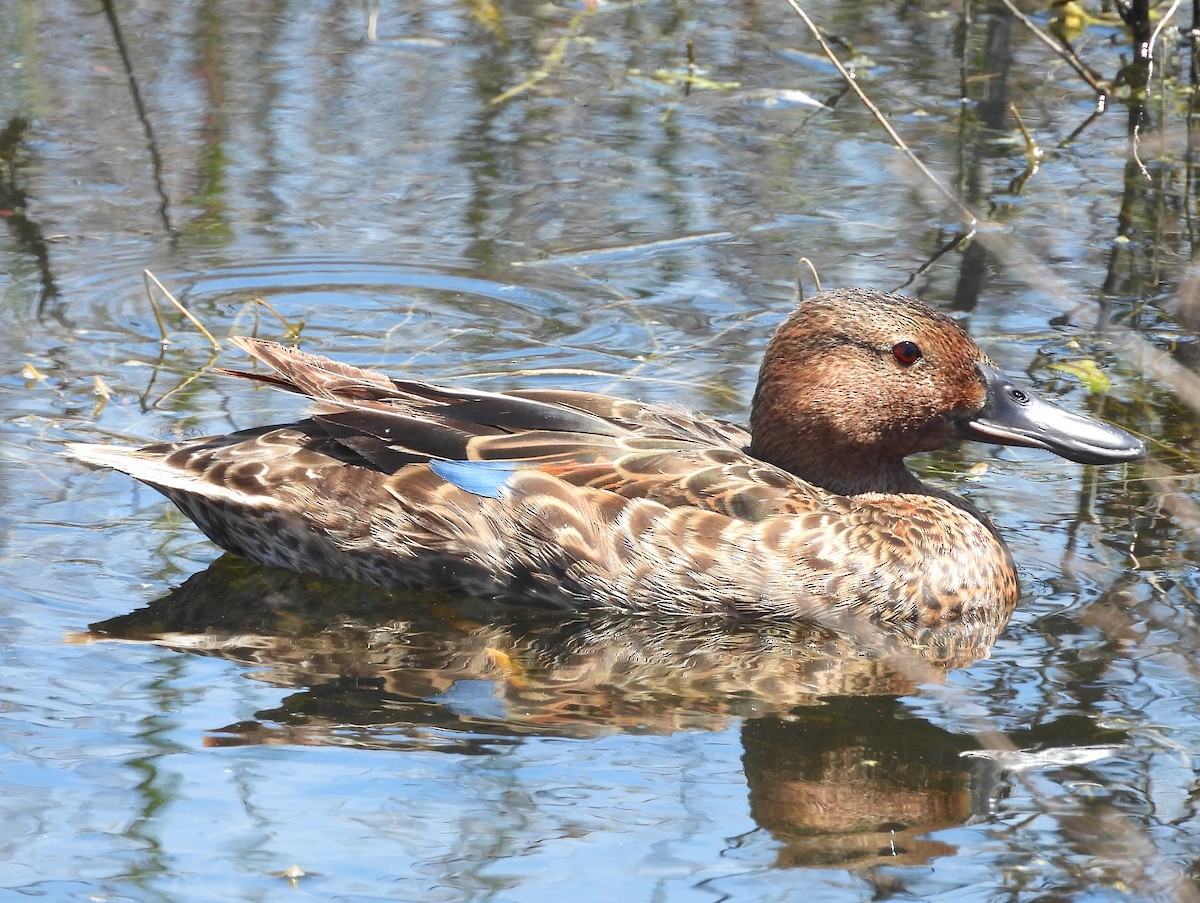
1113;0;1152;136
85;557;1132;871
950;1;1016;313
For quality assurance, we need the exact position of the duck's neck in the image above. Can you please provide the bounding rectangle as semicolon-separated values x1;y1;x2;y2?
748;377;929;496
749;436;926;497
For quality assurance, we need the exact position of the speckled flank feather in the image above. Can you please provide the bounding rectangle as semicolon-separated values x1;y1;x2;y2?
69;289;1144;629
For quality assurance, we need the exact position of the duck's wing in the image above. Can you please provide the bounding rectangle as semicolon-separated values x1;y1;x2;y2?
217;338;824;522
71;339;822;527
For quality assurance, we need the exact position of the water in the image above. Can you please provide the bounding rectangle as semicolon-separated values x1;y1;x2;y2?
1;1;1198;900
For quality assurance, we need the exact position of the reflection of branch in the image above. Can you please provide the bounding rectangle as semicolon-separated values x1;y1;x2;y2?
137;344;221;413
1008;103;1043;195
1061;107;1105;145
894;229;973;293
0;117;58;312
99;0;176;239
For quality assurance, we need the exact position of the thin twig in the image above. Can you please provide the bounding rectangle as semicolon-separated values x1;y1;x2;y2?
1008;103;1043;194
142;276;170;345
781;0;978;228
894;229;976;292
143;270;220;349
251;297;304;341
796;257;822;298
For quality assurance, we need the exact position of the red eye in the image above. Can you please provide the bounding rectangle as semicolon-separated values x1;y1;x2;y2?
892;341;922;366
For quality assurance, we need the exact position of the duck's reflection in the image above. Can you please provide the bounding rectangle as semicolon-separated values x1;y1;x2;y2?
743;704;976;868
90;557;1005;734
90;556;1010;868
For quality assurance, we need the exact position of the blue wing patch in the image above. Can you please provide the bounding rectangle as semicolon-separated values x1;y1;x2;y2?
429;459;521;499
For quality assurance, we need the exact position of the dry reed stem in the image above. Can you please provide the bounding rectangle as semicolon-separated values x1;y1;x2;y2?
143;269;219;350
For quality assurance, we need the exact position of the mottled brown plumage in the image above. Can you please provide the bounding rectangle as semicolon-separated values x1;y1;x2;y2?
70;288;1144;629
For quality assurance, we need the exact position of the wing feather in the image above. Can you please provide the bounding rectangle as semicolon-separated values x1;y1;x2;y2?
107;338;823;526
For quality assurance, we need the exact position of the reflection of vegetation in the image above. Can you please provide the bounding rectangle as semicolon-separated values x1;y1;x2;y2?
488;5;598;106
123;655;187;898
487;7;741;105
180;0;233;245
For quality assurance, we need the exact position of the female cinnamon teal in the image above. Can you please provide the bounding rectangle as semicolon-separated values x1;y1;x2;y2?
70;289;1143;628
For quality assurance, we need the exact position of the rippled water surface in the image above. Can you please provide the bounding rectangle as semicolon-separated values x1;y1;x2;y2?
3;1;1200;900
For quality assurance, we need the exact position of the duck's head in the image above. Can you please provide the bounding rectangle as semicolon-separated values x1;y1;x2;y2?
748;288;1145;495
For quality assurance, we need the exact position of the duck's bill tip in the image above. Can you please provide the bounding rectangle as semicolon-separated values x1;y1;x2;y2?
964;363;1146;465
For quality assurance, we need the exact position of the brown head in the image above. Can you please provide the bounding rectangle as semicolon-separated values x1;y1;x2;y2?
748;288;1144;495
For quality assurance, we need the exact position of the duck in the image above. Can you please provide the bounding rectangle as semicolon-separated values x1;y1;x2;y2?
70;288;1144;629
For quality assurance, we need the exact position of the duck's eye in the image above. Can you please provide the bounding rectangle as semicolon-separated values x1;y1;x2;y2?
892;341;922;366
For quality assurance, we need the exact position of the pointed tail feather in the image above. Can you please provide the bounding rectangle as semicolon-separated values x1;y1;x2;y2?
66;442;280;506
224;337;395;401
